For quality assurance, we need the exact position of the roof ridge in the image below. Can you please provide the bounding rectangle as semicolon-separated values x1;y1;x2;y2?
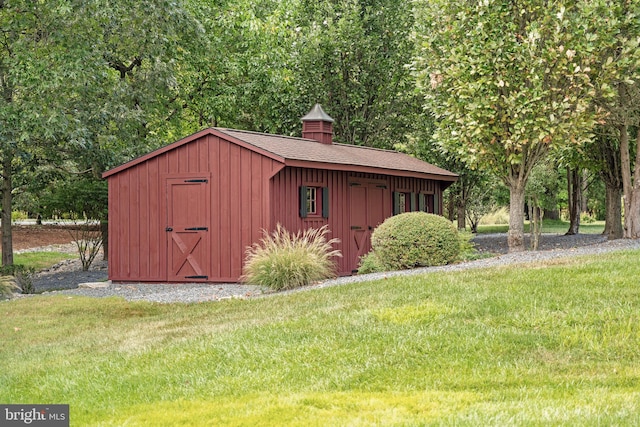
215;127;310;143
216;128;402;153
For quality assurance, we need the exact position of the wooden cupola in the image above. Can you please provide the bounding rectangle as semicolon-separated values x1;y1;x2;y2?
301;104;334;144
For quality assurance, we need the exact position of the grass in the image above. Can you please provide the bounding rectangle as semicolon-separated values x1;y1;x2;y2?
1;250;640;425
476;218;605;234
13;251;76;271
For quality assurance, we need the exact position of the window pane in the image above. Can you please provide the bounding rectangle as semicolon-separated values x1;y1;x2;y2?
398;193;406;214
306;187;317;214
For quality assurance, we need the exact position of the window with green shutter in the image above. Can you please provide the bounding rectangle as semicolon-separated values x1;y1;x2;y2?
300;186;329;218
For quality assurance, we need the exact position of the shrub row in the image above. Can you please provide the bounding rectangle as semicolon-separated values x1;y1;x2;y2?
242;213;464;290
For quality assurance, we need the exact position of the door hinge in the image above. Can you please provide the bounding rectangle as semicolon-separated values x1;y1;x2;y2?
351;226;362;230
185;227;208;231
185;275;208;280
184;179;208;183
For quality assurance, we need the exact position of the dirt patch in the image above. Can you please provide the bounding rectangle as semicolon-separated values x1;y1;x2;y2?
1;225;78;251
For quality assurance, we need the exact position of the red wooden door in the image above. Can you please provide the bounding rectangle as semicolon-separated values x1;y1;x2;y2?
349;183;386;273
166;178;210;282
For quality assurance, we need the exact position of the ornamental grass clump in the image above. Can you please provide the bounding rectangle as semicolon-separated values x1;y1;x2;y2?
367;212;460;272
0;275;19;300
241;224;341;290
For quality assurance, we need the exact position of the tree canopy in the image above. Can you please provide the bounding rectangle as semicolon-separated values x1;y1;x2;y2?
415;0;614;251
2;0;640;263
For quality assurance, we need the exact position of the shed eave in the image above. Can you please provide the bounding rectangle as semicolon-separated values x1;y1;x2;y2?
283;159;458;182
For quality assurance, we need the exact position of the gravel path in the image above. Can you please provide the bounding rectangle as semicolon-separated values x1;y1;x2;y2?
12;233;640;304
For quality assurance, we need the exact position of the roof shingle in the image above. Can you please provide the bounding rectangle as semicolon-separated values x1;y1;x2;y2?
216;128;457;180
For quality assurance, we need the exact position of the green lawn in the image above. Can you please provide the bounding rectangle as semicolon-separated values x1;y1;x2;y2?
477;219;605;234
1;249;639;426
13;251;76;271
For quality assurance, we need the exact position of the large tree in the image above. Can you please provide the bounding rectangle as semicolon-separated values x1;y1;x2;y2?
416;0;605;251
580;0;640;238
0;0;205;265
0;1;81;265
292;0;420;148
588;128;624;239
178;0;302;136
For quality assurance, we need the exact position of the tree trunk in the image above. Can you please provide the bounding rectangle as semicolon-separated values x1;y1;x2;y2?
581;169;589;213
566;168;581;235
530;204;543;251
1;152;13;266
447;191;455;222
101;219;108;261
620;124;640;238
456;200;466;230
603;182;623;240
508;180;526;252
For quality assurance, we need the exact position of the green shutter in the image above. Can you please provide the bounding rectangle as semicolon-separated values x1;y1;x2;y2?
393;192;400;215
410;193;416;212
434;192;440;215
299;186;308;218
418;194;426;212
322;187;329;218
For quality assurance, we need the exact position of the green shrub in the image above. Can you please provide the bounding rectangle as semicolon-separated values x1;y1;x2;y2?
11;211;28;221
357;251;386;274
370;212;460;271
458;230;475;255
580;212;596;224
241;224;342;291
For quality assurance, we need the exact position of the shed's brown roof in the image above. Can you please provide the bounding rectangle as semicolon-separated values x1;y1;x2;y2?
103;127;457;182
216;128;457;181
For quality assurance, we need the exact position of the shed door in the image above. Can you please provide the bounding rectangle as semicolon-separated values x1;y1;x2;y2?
349;183;386;273
166;178;210;282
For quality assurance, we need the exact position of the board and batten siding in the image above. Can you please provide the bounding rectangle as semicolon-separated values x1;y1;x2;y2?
269;167;444;276
108;134;281;283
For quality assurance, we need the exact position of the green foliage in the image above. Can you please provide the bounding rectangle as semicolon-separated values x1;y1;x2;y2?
356;251;385;275
40;178;107;220
360;224;473;274
416;0;603;173
526;161;560;211
581;212;596;224
293;0;420;148
457;230;477;258
370;212;460;271
415;0;614;250
241;224;341;290
10;211;28;221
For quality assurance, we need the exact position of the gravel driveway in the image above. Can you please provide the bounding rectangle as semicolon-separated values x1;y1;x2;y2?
15;233;640;304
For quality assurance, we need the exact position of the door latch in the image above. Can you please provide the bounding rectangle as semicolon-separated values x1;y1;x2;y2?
165;227;173;232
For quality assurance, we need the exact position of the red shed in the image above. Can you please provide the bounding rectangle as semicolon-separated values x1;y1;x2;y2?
102;105;457;283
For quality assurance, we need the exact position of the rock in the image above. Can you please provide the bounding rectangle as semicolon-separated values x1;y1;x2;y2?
78;281;111;289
